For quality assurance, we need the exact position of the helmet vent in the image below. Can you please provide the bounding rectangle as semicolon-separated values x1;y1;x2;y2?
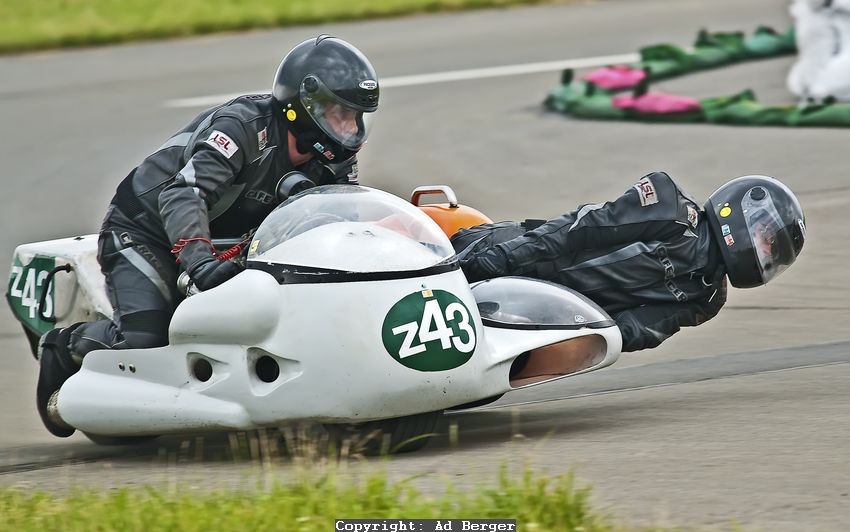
750;187;766;201
303;76;319;93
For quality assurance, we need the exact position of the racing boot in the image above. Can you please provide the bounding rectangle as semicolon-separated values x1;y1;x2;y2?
36;324;82;437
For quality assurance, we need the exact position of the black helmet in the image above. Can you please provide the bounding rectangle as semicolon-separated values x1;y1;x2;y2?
272;35;379;165
704;175;806;288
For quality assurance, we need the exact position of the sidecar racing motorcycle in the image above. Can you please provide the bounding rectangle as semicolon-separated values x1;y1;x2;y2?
6;185;622;452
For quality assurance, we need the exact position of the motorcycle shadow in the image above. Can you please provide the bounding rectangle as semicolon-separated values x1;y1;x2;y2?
87;400;654;463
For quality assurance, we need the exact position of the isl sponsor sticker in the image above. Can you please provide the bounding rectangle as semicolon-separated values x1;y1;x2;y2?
205;130;239;159
381;289;477;371
633;177;659;207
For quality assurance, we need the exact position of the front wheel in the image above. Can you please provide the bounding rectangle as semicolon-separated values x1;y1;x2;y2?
324;411;442;455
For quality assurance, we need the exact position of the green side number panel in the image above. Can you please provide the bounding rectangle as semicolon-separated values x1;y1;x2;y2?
382;289;477;372
6;255;56;335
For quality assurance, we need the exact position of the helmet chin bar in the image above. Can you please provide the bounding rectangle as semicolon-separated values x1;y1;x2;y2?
291;126;334;164
302;133;359;165
294;132;318;157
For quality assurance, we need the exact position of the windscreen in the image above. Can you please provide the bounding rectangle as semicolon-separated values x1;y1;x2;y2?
247;185;455;272
472;277;612;329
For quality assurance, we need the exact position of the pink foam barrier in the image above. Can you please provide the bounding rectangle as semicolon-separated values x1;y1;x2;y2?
612;92;702;113
582;65;647;90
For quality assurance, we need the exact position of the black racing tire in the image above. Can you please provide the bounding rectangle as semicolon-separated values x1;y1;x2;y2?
84;433;160;446
324;411;442;455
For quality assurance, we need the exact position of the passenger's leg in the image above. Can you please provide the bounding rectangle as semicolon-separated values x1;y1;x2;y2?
36;230;178;436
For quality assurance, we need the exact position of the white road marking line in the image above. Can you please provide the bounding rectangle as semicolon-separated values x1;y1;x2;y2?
164;52;640;108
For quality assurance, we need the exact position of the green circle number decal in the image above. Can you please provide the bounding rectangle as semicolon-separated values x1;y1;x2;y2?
382;289;477;371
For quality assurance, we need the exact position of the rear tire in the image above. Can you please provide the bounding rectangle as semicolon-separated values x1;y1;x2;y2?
324;411;442;455
84;433;160;446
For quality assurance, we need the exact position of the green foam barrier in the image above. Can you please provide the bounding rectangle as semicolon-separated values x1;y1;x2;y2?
743;26;796;58
632;26;797;83
637;43;693;79
542;23;849;128
787;99;850;127
569;84;627;120
690;30;747;69
699;92;850;127
621;108;704;123
543;69;600;113
701;90;792;126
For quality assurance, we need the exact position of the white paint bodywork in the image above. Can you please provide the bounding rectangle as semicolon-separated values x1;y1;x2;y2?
11;235;112;327
57;268;621;435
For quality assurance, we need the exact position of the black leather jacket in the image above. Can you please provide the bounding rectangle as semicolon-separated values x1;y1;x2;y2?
108;94;358;268
452;172;727;352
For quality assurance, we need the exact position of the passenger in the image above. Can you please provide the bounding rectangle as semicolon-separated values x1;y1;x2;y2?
452;173;806;352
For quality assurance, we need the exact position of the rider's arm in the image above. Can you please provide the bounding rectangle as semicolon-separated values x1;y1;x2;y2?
461;172;698;281
158;117;246;268
613;275;727;352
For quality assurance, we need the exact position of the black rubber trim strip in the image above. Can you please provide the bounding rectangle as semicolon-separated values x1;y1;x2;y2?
480;317;616;330
247;260;460;284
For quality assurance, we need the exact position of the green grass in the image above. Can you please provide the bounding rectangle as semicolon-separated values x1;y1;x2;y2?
0;466;619;531
0;0;558;54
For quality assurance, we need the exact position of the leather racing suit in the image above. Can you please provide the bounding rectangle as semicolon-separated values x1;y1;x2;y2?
68;94;359;359
452;172;727;352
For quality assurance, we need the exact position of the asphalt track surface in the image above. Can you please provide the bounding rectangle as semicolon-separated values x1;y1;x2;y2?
1;0;849;529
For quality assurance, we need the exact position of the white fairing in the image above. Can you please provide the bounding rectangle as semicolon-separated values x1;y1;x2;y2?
9;235;111;331
788;0;850;101
53;186;622;436
260;222;445;271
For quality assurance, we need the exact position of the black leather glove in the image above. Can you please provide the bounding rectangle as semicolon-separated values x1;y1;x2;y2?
188;257;242;291
459;247;509;282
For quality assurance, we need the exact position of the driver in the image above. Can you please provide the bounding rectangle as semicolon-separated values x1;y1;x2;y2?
452;173;806;352
35;35;380;438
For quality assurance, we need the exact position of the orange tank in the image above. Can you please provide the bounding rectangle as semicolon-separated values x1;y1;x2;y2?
410;185;493;238
418;203;493;238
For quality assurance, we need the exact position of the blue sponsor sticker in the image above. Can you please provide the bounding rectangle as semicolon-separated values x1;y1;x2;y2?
721;224;731;236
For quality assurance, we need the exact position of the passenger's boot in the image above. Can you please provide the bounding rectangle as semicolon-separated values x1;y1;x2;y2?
36;324;82;437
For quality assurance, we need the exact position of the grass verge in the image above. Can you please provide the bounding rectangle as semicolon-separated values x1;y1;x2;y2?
0;0;559;54
0;466;617;531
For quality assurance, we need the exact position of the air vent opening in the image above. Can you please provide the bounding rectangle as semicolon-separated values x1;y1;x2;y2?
509;334;607;388
192;358;213;382
255;355;280;383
